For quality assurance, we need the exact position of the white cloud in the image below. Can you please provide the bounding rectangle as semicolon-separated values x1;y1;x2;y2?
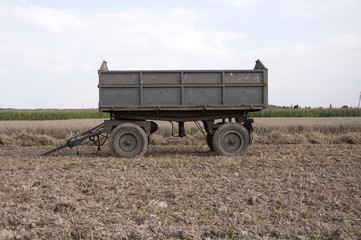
0;3;245;108
6;5;87;33
327;32;361;52
270;0;360;21
247;32;361;107
0;4;244;68
0;69;9;76
1;1;359;109
328;0;359;8
26;63;72;72
91;8;243;58
211;0;259;7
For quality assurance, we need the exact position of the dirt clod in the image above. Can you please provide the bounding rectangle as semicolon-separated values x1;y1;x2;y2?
157;201;168;209
0;229;15;240
247;196;257;205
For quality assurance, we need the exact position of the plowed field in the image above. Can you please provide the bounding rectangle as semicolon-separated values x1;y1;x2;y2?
0;119;360;239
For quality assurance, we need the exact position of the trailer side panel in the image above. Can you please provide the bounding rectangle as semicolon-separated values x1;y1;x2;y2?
98;60;268;113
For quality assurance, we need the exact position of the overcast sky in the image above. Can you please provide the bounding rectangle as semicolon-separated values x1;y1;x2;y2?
1;0;360;109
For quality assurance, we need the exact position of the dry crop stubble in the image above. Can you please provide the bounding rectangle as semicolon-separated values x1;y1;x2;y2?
0;144;360;239
1;117;360;147
0;119;104;147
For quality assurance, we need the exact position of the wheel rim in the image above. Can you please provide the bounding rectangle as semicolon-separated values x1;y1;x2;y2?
118;133;137;153
223;132;242;152
213;123;249;156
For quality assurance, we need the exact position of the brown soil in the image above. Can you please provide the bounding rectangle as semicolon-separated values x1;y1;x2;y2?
0;142;360;239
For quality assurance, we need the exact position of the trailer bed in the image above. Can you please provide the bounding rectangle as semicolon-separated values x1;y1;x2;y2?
98;60;268;118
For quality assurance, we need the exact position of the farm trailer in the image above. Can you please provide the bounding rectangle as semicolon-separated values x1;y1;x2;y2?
42;60;268;157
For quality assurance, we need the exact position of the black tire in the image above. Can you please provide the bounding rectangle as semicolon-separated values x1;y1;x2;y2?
206;133;214;151
206;122;225;152
109;123;148;158
212;123;249;156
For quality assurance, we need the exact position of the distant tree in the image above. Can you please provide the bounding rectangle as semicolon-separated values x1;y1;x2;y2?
294;105;299;109
342;105;349;109
329;104;332;108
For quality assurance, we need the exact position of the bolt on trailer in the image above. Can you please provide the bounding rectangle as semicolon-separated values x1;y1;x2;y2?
42;60;268;157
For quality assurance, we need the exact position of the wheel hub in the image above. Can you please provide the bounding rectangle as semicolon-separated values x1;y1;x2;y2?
228;138;236;146
124;139;132;146
224;132;242;151
119;134;137;152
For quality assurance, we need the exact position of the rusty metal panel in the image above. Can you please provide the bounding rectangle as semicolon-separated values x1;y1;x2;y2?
98;59;268;116
184;87;222;105
143;87;181;105
101;72;139;85
225;87;263;105
142;72;180;84
183;72;222;84
101;87;140;107
224;72;263;83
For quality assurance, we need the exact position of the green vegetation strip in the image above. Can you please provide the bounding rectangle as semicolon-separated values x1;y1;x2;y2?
0;110;110;121
0;108;360;120
249;108;361;118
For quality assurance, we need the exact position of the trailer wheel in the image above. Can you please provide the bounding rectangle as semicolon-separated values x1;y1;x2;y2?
213;123;249;156
206;134;214;151
109;123;148;158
